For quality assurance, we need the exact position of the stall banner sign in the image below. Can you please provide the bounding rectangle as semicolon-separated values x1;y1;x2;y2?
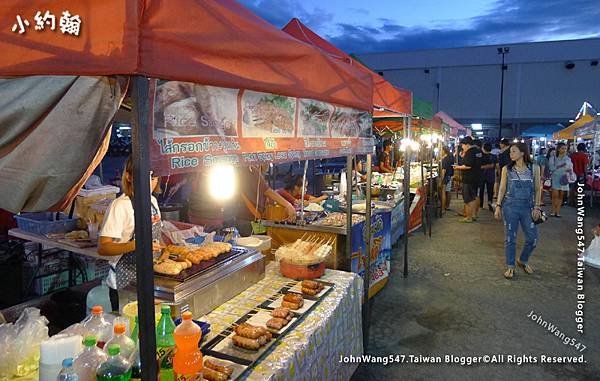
350;211;391;298
149;79;374;175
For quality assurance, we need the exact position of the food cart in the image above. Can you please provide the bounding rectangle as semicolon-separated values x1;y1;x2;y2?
0;1;374;379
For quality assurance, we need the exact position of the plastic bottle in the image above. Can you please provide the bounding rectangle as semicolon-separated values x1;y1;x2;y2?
57;358;79;381
96;344;132;381
73;336;108;381
130;317;141;381
104;324;135;361
173;311;203;381
82;306;112;349
156;305;176;381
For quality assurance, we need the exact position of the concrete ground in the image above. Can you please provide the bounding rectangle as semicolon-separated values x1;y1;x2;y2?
352;194;600;381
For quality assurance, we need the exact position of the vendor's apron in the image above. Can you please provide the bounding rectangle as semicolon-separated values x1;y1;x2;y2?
110;203;162;290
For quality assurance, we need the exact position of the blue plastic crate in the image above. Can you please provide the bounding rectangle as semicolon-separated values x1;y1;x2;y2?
15;212;78;235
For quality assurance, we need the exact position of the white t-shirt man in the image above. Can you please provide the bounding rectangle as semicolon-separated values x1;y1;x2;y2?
99;194;161;288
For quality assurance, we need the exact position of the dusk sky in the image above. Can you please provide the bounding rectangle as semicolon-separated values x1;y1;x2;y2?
238;0;600;54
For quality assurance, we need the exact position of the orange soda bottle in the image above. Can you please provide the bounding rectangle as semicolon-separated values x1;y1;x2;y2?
173;311;203;381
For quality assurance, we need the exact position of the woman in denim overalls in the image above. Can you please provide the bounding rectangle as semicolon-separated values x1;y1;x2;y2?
495;143;542;279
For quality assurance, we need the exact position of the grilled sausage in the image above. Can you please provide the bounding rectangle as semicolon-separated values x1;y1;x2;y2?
283;293;303;304
271;307;290;319
301;287;319;296
301;280;319;289
232;335;260;350
202;367;229;381
204;359;234;377
281;300;301;310
266;317;287;330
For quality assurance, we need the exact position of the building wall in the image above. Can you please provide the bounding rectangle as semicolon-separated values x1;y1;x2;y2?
358;38;600;135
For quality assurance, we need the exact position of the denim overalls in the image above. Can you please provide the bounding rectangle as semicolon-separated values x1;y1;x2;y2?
502;165;538;267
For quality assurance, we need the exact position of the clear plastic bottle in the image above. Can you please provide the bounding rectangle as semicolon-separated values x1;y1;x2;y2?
156;305;176;381
104;324;135;361
173;311;203;381
82;306;112;349
130;317;141;381
73;336;108;381
96;344;132;381
57;357;79;381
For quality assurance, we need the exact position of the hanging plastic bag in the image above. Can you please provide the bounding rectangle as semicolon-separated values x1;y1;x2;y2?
583;227;600;269
0;308;49;378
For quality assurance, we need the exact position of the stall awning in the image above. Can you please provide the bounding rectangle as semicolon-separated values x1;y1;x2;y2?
413;98;434;120
553;115;595;140
0;1;372;111
282;18;410;115
435;111;465;136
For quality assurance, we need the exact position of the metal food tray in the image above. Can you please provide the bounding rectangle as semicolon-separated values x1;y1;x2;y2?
154;246;248;282
201;280;334;379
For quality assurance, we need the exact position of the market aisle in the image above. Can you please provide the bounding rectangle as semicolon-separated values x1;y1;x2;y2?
352;196;600;381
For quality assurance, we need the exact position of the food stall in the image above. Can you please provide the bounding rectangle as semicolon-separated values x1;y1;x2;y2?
279;18;413;300
0;1;374;379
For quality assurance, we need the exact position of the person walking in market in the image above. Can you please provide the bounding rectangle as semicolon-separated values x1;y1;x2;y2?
548;142;573;217
494;142;542;279
480;142;497;212
494;138;511;201
440;146;454;211
568;143;590;206
453;136;482;223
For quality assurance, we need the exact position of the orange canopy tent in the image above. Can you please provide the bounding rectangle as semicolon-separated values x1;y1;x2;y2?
282;18;410;115
0;0;372;111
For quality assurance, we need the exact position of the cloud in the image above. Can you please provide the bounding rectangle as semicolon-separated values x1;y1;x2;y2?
242;0;600;54
237;0;333;29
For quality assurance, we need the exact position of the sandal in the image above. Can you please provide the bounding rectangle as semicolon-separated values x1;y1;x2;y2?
458;217;473;223
517;260;533;274
504;267;514;279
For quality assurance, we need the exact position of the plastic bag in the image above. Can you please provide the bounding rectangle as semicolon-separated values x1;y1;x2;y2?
583;234;600;269
0;307;49;378
161;220;214;246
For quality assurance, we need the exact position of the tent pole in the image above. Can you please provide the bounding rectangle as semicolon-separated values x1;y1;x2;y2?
346;155;353;270
420;124;426;236
362;153;373;351
131;76;158;380
403;116;410;278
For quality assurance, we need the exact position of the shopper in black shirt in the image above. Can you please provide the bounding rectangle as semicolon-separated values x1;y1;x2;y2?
454;136;482;222
480;142;497;212
440;146;454;210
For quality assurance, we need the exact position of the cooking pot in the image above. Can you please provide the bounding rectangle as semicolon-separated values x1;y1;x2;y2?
159;203;183;221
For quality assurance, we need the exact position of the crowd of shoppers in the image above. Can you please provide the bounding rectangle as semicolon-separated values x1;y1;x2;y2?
446;136;592;279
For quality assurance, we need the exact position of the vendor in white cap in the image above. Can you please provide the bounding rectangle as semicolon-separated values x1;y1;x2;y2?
98;155;162;312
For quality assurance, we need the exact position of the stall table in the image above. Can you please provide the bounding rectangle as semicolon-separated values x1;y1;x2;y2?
200;261;363;380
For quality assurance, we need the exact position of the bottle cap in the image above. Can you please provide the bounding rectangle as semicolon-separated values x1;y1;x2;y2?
161;305;171;314
182;311;193;320
114;323;126;334
91;306;103;315
83;336;97;347
62;358;73;367
107;344;121;356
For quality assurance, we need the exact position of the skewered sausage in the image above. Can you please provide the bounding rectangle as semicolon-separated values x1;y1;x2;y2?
271;307;290;319
232;335;260;350
281;300;302;310
283;293;303;304
266;317;287;330
202;367;229;381
301;280;319;289
204;359;233;377
234;323;264;339
301;287;319;296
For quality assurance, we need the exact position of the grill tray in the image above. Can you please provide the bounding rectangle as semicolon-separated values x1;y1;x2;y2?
155;246;248;282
